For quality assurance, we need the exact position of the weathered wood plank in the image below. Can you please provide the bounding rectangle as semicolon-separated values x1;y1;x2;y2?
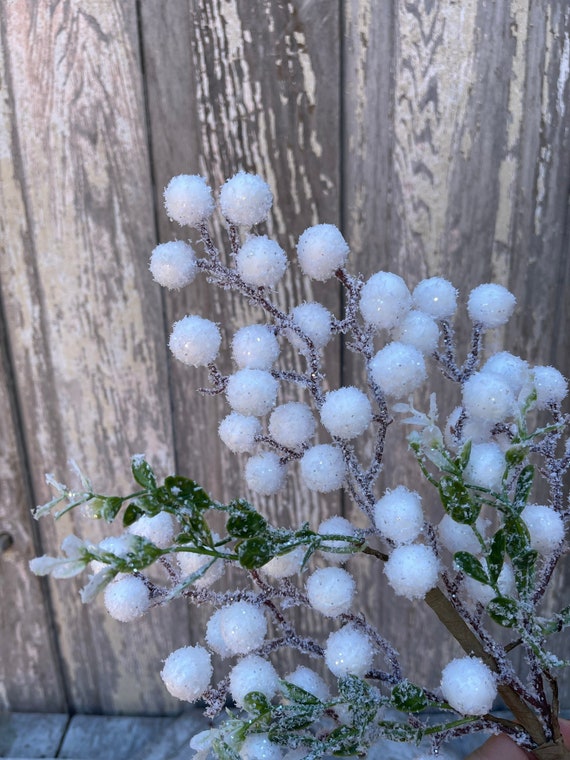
0;17;67;713
140;0;343;678
0;0;188;713
343;0;570;699
0;713;68;758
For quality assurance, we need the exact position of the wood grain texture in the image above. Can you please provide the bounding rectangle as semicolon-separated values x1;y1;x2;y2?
0;0;187;713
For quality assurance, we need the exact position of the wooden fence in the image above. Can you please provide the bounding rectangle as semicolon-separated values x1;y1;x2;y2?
1;0;569;715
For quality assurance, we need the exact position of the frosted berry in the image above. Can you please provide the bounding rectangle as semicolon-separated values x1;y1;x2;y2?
412;277;458;319
297;224;349;281
320;387;372;440
324;625;374;678
104;575;151;622
149;241;197;290
232;324;280;369
359;272;412;330
229;655;279;707
299;444;346;492
169;315;221;367
220;172;273;226
374;486;424;545
245;451;287;495
440;657;497;715
225;369;279;416
160;645;213;702
467;283;516;328
163;174;214;227
369;342;427;398
236;236;287;288
384;544;439;600
305;566;356;617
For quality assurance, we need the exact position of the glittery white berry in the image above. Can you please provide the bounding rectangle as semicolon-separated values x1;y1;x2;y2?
104;575;151;622
464;442;505;491
482;352;529;396
220;172;273;226
297;224;349;281
462;372;514;423
218;413;262;453
268;402;316;450
169;315;221;367
299;444;346;492
241;734;283;760
532;366;568;409
149;241;197;290
521;504;565;555
260;545;305;579
359;272;412;330
128;512;176;549
440;657;497;715
219;601;267;655
384;544;439;600
374;486;424;545
467;283;516;329
177;536;225;588
205;609;233;658
236;236;287;288
437;514;487;555
163;174;214;227
391;310;440;354
412;277;458;319
160;645;213;702
289;302;333;350
245;451;287;495
306;567;356;617
229;655;279;707
320;387;372;440
324;625;374;678
226;369;279;416
463;561;515;606
318;515;357;564
369;342;427;398
286;666;330;701
232;324;280;369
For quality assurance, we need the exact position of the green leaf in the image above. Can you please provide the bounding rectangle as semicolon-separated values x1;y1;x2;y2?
131;456;157;490
456;440;472;472
97;496;123;523
391;681;428;713
122;502;144;527
513;465;534;514
164;476;212;511
211;739;241;760
337;674;372;704
454;552;489;584
280;681;320;705
324;725;359;756
237;536;275;569
132;493;161;516
487;530;505;585
504;517;531;559
487;596;519;627
227;501;268;538
242;691;271;716
512;549;538;598
439;476;480;524
505;446;528;468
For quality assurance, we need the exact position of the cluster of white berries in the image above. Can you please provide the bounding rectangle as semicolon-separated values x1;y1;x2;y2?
146;172;570;724
27;171;569;758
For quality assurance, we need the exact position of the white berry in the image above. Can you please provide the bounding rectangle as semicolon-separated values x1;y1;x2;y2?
220;172;273;226
104;576;151;622
369;342;426;398
245;451;287;495
320;387;372;440
160;645;213;702
229;655;279;707
440;657;497;715
232;324;280;369
384;544;439;600
226;369;278;416
306;566;356;617
236;236;287;288
359;272;412;330
169;315;221;367
374;486;424;545
300;444;346;492
163;174;214;227
219;601;267;655
268;402;316;450
467;283;516;329
149;241;197;290
324;625;374;678
297;224;349;281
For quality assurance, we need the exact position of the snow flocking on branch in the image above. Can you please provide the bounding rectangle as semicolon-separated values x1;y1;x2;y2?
30;172;570;760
